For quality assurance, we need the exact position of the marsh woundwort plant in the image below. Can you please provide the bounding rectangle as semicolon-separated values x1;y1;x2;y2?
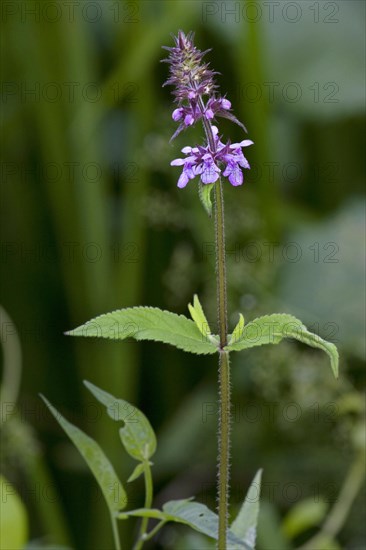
42;31;339;550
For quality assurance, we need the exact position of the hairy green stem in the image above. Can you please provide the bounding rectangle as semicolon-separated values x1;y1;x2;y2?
217;350;231;549
214;178;228;348
215;177;230;550
133;461;153;550
198;93;230;548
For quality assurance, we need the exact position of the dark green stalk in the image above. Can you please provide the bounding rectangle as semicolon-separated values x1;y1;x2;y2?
214;178;228;348
199;100;231;549
214;177;230;550
217;349;231;549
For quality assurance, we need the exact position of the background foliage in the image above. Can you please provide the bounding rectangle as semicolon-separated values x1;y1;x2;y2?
1;1;365;549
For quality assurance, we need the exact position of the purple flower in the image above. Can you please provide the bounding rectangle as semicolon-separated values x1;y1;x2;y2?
204;108;214;120
184;113;195;126
169;94;240;141
199;153;221;184
221;140;253;186
170;152;197;188
172;108;183;121
223;160;243;186
220;98;231;110
171;145;220;188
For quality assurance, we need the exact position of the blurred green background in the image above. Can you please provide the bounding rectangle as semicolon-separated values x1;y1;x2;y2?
1;1;365;549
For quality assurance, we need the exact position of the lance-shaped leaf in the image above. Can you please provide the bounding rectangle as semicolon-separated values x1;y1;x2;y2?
118;499;252;548
198;181;214;217
188;295;218;346
127;463;146;483
41;396;127;513
84;381;156;461
231;470;262;549
67;307;217;355
225;314;338;378
229;313;245;345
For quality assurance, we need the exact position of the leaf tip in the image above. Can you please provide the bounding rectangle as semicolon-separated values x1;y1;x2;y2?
39;394;49;406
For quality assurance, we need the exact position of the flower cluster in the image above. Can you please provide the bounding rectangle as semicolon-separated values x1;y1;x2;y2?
162;30;253;188
171;126;253;188
172;97;232;127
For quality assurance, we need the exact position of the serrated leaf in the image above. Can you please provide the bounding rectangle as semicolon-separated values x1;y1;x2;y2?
198;181;215;216
84;381;156;461
225;314;338;378
231;470;262;548
229;313;245;345
41;396;127;513
188;295;214;342
67;307;217;355
127;463;146;483
118;499;252;548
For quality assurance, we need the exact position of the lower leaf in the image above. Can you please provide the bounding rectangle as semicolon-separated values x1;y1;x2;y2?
118;499;253;548
231;470;262;548
41;396;127;514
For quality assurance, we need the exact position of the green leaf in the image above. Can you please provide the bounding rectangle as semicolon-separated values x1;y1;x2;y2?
229;313;245;346
188;295;217;345
304;534;342;550
84;381;156;461
41;396;127;513
198;182;214;217
0;475;28;550
256;502;291;550
24;545;72;550
225;314;338;378
281;498;328;539
127;463;146;483
67;307;218;355
119;499;252;548
231;470;262;548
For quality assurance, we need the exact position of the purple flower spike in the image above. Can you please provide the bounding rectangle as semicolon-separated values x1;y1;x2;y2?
163;31;253;191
